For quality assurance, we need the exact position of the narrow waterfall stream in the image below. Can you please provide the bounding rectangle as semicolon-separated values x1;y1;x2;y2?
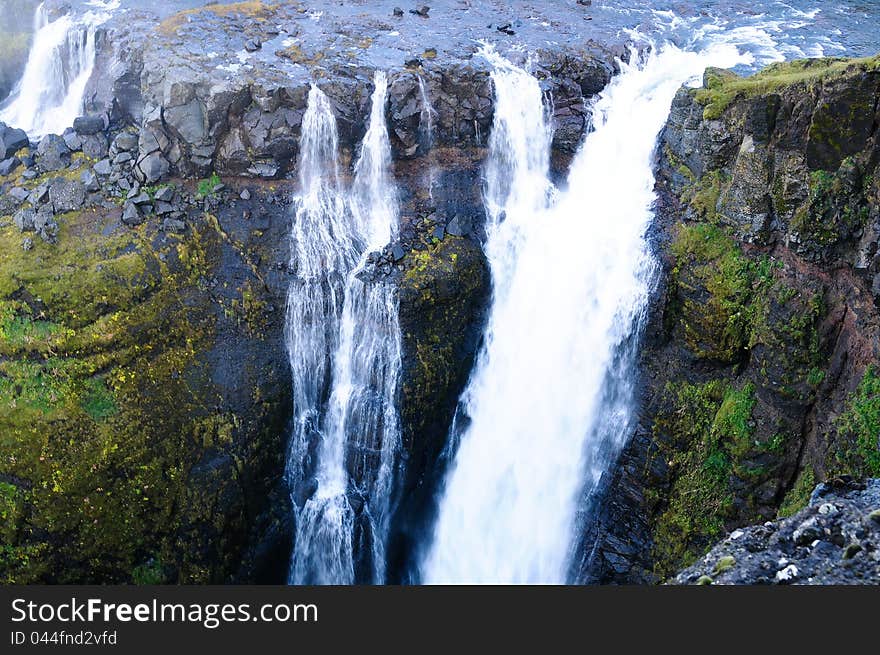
0;1;115;138
422;42;748;584
286;73;403;585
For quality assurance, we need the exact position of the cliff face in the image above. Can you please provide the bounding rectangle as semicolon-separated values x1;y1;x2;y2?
0;3;616;583
585;56;880;583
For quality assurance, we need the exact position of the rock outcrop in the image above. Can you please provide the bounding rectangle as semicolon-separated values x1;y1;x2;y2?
583;56;880;584
673;478;880;584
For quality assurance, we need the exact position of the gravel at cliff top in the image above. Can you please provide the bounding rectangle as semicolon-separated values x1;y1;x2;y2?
673;479;880;585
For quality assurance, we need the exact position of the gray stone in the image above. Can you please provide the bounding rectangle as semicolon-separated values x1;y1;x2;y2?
80;168;100;192
93;158;112;176
73;115;106;135
154;186;175;202
9;186;30;203
131;192;151;206
247;162;279;179
0;156;20;176
13;207;35;232
33;205;57;243
113;132;139;152
21;236;33;251
244;39;262;52
161;217;186;233
27;184;49;205
49;179;86;214
137;152;170;184
391;244;406;261
81;134;109;160
432;224;446;240
62;129;83;152
154;201;174;215
0;124;28;159
239;188;251;201
121;202;142;226
446;215;468;237
113;152;133;165
35;135;71;172
21;170;37;180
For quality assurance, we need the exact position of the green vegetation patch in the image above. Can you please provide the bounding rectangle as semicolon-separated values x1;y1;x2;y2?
829;365;880;478
693;56;880;120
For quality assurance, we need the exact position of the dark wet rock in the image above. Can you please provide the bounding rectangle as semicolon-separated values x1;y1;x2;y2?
121;201;142;225
49;179;86;215
244;39;262;53
445;215;470;237
410;6;430;18
673;479;880;584
0;123;28;159
73;114;106;136
393;7;404;17
35;135;71;172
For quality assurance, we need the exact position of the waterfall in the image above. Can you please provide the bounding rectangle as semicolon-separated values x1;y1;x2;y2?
417;75;437;199
0;2;114;138
422;42;747;584
286;72;403;585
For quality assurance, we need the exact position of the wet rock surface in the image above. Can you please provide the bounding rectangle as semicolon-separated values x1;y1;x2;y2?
673;478;880;584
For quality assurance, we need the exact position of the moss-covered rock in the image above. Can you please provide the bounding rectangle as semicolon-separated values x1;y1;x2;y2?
388;235;489;577
0;184;292;584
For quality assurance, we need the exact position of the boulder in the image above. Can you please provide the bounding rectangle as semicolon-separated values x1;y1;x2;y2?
80;168;100;192
35;135;71;172
0;156;21;176
13;207;35;232
121;201;142;225
49;179;86;214
73;115;106;136
81;134;109;160
0;124;28;159
137;152;170;184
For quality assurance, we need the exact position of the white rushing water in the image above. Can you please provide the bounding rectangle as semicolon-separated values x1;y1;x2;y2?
286;73;403;585
0;1;116;138
422;42;748;584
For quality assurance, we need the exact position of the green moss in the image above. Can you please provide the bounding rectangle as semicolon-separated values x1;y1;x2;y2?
679;170;730;223
196;172;222;199
712;555;736;575
670;223;755;361
0;208;234;583
778;467;816;518
790;162;871;250
828;366;880;478
693;56;880;120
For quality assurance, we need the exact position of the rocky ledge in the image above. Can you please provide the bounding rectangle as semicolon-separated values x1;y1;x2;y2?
674;478;880;585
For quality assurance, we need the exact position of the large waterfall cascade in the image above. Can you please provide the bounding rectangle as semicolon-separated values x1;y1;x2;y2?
421;42;748;584
286;73;403;585
0;1;116;138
